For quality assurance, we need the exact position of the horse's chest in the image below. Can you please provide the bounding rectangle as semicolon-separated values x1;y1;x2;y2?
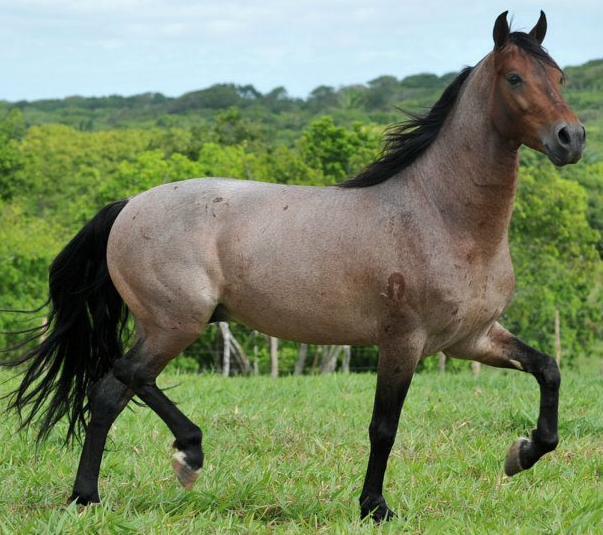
456;268;513;321
419;250;515;348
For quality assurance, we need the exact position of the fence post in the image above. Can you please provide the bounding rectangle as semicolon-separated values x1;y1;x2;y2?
270;336;279;378
438;352;446;373
554;308;561;367
219;322;231;377
342;345;351;373
253;333;259;376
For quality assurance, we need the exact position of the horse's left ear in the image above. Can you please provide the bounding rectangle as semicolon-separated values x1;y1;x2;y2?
529;10;547;44
493;11;510;49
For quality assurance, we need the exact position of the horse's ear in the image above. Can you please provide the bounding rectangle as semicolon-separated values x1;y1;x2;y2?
529;10;547;44
493;11;510;49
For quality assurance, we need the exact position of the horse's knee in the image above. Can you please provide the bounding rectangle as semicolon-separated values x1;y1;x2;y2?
540;358;560;391
369;420;397;451
88;377;130;427
112;352;151;390
112;357;134;385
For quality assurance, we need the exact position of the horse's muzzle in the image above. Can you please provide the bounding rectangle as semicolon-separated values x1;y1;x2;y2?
543;121;586;166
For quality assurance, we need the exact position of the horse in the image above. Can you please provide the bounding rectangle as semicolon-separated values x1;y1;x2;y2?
2;11;585;522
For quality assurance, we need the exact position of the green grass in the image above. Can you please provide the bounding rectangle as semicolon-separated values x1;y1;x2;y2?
1;369;603;534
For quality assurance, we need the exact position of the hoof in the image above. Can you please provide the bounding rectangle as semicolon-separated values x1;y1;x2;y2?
504;437;530;476
172;451;202;490
360;496;395;523
68;491;100;506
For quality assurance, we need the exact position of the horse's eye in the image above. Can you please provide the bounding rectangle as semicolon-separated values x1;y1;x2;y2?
506;73;523;87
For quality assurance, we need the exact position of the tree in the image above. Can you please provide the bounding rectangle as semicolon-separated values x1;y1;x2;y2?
307;85;338;112
0;108;25;201
300;116;378;183
364;75;400;110
504;163;603;361
210;107;264;146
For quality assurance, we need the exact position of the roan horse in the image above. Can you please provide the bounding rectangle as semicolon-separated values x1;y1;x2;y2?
2;11;586;521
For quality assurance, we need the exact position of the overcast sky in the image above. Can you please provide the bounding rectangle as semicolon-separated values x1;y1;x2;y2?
0;0;601;102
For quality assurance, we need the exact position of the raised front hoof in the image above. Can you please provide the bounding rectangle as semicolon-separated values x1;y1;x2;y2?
360;496;395;523
68;491;100;506
172;451;202;490
504;437;530;476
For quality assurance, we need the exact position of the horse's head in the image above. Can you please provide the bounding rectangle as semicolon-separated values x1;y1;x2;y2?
489;11;585;165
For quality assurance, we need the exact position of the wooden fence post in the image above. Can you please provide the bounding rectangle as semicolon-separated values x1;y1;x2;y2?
554;308;561;367
270;336;279;378
253;333;259;376
342;345;351;373
219;322;231;377
438;352;446;373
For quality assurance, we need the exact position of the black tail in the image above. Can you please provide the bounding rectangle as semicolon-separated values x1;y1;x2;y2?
1;199;130;443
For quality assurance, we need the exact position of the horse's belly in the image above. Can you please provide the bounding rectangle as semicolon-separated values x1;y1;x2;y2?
220;279;380;346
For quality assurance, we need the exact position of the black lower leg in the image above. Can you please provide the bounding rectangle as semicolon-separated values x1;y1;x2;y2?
509;338;560;471
359;364;415;522
112;343;203;471
70;374;132;504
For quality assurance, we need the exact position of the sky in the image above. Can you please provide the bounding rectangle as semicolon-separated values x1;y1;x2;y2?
0;0;601;102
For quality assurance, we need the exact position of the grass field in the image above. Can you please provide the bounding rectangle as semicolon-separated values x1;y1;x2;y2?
1;369;603;534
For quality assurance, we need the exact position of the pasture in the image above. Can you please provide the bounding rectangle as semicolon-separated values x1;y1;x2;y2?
1;369;603;534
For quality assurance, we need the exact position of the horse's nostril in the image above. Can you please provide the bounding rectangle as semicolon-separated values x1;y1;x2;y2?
557;127;571;147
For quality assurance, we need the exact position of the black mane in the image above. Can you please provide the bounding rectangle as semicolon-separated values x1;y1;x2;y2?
339;67;473;188
340;32;562;189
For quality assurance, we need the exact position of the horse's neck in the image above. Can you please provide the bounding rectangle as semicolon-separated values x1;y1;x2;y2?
410;58;519;250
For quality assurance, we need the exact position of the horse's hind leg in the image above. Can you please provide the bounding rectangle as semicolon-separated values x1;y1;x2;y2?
112;330;205;490
70;373;132;504
71;325;204;504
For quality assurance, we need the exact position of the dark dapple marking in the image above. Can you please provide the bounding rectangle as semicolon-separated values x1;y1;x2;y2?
2;12;583;522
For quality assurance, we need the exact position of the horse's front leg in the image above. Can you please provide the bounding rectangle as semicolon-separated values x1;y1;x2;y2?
359;337;422;522
447;322;560;475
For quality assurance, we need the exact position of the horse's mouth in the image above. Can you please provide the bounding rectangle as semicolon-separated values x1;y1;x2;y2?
543;143;583;167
